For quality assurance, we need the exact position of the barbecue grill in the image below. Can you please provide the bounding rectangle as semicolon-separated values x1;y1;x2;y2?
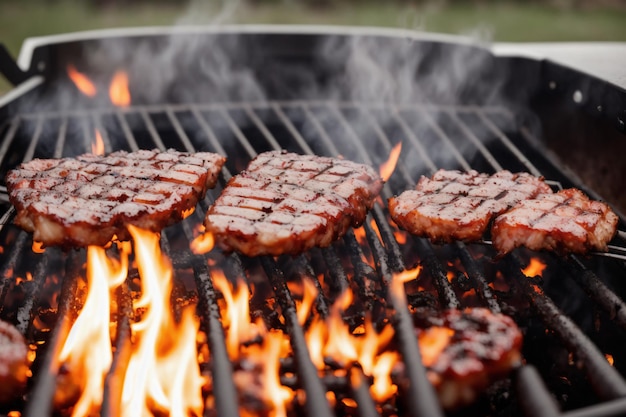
1;25;626;417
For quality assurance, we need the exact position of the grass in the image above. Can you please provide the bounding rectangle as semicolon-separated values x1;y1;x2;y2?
1;0;625;93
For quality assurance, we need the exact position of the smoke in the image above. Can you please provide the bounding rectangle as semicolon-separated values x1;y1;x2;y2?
9;0;522;180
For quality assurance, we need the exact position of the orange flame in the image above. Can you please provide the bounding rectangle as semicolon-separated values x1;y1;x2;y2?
297;279;318;326
67;65;97;97
522;258;547;278
109;71;131;107
261;331;294;417
606;354;615;366
418;326;454;367
212;272;261;360
120;226;204;417
92;129;105;156
370;351;399;402
58;245;128;417
31;241;45;254
191;232;215;255
379;142;402;182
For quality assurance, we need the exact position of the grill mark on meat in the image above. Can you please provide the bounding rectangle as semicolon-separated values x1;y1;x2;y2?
492;188;618;255
204;150;384;256
6;149;226;247
388;169;553;243
413;308;522;410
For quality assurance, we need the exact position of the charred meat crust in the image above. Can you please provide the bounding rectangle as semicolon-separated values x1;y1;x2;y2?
413;308;522;410
388;169;552;243
6;149;226;247
204;150;384;257
492;188;619;256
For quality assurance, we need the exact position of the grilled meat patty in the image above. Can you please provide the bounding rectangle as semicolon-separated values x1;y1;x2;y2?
414;308;522;410
204;150;384;256
388;169;552;243
7;149;226;247
492;188;618;255
0;320;28;403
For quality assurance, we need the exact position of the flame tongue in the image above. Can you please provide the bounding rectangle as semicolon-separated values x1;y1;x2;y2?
67;64;97;97
58;245;128;417
121;225;204;417
109;71;131;107
379;142;402;182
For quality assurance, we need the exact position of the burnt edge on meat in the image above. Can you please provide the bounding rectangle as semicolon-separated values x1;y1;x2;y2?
388;169;553;243
492;188;619;256
204;150;384;257
6;149;226;247
413;308;523;410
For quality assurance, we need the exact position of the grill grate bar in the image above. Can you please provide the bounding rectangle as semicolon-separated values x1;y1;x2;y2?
350;367;380;417
193;260;241;417
454;242;502;313
0;116;21;168
416;104;626;405
22;117;44;163
516;365;562;417
0;232;29;308
115;111;139;152
261;257;334;417
156;110;240;417
23;251;80;417
505;252;626;400
294;104;445;416
15;251;50;335
101;282;133;417
561;255;626;331
53;117;68;158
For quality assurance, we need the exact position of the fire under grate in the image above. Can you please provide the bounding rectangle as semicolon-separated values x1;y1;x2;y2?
1;100;626;417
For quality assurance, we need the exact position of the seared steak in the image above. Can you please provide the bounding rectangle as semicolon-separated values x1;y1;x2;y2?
204;150;384;256
492;188;618;255
414;308;522;410
388;169;552;243
7;149;226;247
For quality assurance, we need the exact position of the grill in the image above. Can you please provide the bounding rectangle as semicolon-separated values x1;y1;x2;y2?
1;26;626;417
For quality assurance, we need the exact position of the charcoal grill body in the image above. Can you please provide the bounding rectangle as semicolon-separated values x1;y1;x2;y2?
0;26;626;417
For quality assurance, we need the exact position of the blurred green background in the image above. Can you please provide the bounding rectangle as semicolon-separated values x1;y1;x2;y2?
1;0;626;93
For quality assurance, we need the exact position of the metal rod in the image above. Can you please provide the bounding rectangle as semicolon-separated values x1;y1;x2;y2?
23;251;80;417
193;260;241;417
243;105;282;151
16;251;50;334
560;255;626;332
15;100;510;121
261;257;333;417
454;242;501;313
101;282;133;417
349;367;379;417
507;252;626;400
0;116;21;166
165;106;196;153
388;283;445;417
140;109;167;151
271;103;315;155
22;116;44;162
0;231;28;308
515;365;561;417
53;117;68;158
114;111;139;152
415;238;461;310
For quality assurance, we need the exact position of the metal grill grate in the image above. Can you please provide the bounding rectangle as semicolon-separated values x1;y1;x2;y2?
1;100;626;417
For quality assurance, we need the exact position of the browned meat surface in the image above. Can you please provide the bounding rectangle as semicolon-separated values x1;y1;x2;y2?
414;308;522;410
7;149;226;247
204;150;384;256
492;188;618;255
388;169;552;243
0;320;28;403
